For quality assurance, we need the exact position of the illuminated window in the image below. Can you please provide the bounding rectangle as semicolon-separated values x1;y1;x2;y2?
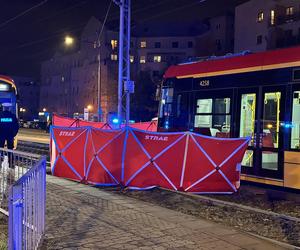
61;76;65;82
286;6;294;16
140;56;146;63
291;91;300;149
257;11;264;22
140;41;146;48
111;40;118;50
130;55;134;63
111;54;118;61
270;10;275;25
153;55;161;63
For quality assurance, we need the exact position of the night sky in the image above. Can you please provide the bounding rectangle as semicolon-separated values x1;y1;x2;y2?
0;0;247;78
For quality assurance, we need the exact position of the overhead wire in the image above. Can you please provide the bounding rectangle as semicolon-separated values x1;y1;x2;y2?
0;0;48;29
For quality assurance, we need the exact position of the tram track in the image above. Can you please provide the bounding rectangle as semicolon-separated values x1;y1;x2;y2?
17;140;50;162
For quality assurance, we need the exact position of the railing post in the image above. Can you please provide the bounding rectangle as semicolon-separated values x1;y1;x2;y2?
9;184;23;250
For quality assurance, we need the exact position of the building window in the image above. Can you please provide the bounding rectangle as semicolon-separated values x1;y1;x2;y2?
111;40;118;50
152;71;159;77
270;10;275;25
257;11;264;22
172;42;179;48
61;76;65;82
257;35;263;44
216;24;221;30
140;41;146;48
153;55;161;63
130;55;134;63
154;42;161;48
188;41;193;48
216;39;222;51
286;6;294;16
140;56;146;64
111;54;118;61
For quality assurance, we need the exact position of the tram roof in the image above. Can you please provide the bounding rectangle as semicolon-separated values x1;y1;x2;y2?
164;45;300;79
0;75;17;92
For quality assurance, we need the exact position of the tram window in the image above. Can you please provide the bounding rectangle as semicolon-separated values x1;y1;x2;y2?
291;91;300;149
196;99;212;113
241;150;254;167
262;151;278;171
194;97;231;137
293;69;300;81
240;94;256;146
263;92;281;149
159;88;174;118
214;98;230;114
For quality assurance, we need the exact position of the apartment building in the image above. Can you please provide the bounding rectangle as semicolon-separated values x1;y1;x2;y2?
235;0;300;53
40;14;234;121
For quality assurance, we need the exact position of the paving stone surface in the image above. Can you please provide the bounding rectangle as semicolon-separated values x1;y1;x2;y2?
41;176;288;250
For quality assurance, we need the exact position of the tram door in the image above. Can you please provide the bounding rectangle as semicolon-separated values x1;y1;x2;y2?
238;86;285;179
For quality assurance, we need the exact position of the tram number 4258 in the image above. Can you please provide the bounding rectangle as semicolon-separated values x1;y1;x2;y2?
199;80;210;87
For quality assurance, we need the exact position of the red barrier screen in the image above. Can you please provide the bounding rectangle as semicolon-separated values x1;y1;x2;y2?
52;114;157;131
50;126;249;193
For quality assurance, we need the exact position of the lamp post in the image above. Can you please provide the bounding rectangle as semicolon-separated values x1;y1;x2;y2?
64;35;102;122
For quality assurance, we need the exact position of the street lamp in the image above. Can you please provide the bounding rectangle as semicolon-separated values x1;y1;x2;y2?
42;108;47;112
63;35;102;122
64;35;74;46
87;104;93;111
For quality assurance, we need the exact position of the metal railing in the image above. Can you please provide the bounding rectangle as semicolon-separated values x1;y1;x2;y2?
0;148;46;250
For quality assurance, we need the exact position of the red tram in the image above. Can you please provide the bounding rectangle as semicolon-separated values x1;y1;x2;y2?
158;46;300;190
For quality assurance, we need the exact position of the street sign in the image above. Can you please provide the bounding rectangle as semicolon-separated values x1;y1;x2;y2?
84;108;89;121
124;80;135;93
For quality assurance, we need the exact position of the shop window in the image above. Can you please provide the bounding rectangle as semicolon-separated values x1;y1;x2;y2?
194;98;231;137
291;91;300;150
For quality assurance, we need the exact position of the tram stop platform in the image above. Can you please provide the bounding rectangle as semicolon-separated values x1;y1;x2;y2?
41;175;290;250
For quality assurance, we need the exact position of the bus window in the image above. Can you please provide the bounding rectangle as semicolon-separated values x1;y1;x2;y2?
291;91;300;149
194;98;231;137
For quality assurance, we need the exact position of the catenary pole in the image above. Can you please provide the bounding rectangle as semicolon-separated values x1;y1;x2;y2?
114;0;132;126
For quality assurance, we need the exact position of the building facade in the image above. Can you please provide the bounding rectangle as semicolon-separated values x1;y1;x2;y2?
235;0;300;53
12;76;39;121
40;14;234;121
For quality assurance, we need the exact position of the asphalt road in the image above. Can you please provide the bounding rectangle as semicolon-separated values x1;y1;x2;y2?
18;128;50;144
